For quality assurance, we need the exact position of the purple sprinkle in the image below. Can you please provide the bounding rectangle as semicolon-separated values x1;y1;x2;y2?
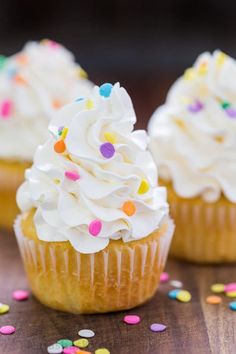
100;142;115;159
225;107;236;118
188;100;204;113
150;323;167;332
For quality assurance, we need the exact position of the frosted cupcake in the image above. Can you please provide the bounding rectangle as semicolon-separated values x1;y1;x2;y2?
148;51;236;263
0;39;92;229
15;83;174;314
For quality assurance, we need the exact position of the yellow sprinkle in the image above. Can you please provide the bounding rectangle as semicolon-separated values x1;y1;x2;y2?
95;349;110;354
138;179;149;194
226;291;236;298
176;290;191;303
79;67;88;79
214;135;224;144
183;68;197;81
104;131;116;144
0;303;9;315
174;118;185;129
197;62;208;76
74;338;89;348
180;96;192;104
211;283;225;293
216;52;227;67
53;179;60;185
86;99;94;110
61;127;68;140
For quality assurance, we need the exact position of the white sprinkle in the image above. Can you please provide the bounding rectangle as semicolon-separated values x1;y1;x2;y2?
78;329;95;338
170;280;183;288
47;343;63;354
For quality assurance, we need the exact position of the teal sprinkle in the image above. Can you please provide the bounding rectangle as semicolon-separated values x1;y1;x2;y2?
99;83;113;98
0;55;7;70
221;101;231;109
75;97;84;102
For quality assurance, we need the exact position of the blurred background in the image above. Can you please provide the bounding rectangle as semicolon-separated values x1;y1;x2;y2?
0;0;236;127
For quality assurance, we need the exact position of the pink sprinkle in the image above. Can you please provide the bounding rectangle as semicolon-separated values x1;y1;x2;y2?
160;272;169;283
0;326;16;335
1;99;12;119
225;283;236;292
65;171;80;181
63;347;77;354
88;220;102;236
49;40;60;49
123;315;141;325
12;290;29;301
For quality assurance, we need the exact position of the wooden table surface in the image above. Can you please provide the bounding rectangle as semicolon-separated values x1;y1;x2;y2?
1;231;236;354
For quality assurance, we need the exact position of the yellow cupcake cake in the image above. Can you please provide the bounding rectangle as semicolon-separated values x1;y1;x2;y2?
148;51;236;263
15;83;174;314
0;39;92;229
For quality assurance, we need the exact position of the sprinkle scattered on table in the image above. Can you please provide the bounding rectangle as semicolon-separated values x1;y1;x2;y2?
150;323;167;332
73;338;89;348
95;348;110;354
78;329;95;338
229;301;236;311
168;289;181;299
211;283;225;294
206;295;222;304
57;339;73;348
0;325;16;335
176;290;191;303
12;289;29;301
123;314;141;325
63;346;78;354
47;343;63;354
160;272;169;283
0;303;9;314
170;280;183;288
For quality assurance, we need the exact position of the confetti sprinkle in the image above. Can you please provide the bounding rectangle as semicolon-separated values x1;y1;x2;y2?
176;290;191;303
78;68;88;79
206;295;222;304
88;220;102;237
226;291;236;298
183;68;197;81
0;325;15;335
150;323;167;332
74;338;89;348
57;340;73;348
229;301;236;311
160;272;169;283
61;127;68;140
95;349;110;354
0;55;7;70
65;171;80;181
0;303;9;315
197;62;208;75
85;99;94;110
14;74;27;85
104;131;116;144
225;283;236;292
170;280;183;288
225;108;236;118
138;179;149;194
54;140;66;153
52;99;63;110
75;97;84;102
78;329;95;338
12;290;29;301
216;52;227;67
168;289;181;299
99;83;113;98
0;99;12;119
211;283;225;293
47;343;63;354
122;201;136;216
123;315;141;325
188;100;204;113
63;347;78;354
100;142;115;159
221;101;230;109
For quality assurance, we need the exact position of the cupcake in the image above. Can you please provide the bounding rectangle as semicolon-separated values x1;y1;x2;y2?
0;39;92;229
15;82;174;314
148;50;236;263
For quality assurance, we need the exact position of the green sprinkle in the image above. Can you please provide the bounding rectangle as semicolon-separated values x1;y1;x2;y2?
221;101;231;109
0;55;7;70
57;339;73;348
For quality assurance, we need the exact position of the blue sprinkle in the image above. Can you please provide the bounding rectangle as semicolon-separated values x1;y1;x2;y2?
168;289;181;299
75;97;84;102
99;83;113;98
8;67;17;78
229;301;236;311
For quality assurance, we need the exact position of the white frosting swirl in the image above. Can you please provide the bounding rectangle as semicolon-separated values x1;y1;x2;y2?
148;50;236;203
0;39;92;161
17;83;169;254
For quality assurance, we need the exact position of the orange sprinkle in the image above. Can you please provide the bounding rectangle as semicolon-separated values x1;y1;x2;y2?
16;54;28;65
206;295;222;304
54;140;66;153
122;201;136;216
14;74;27;85
52;99;63;109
